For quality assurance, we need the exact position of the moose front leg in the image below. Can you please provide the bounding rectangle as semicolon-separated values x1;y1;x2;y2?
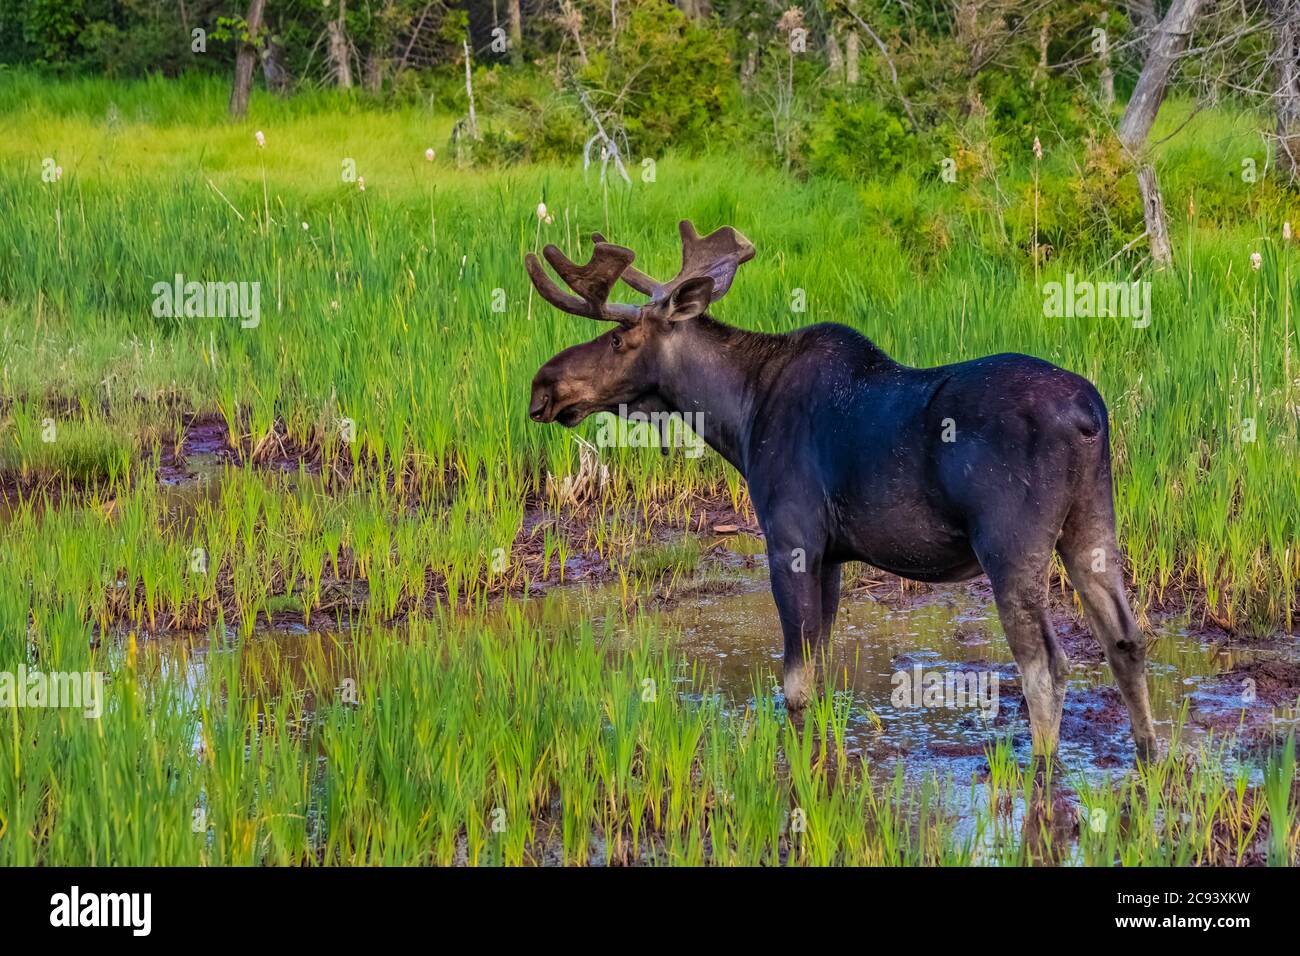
768;543;825;710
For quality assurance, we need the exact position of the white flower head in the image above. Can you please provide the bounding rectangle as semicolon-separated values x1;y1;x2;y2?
1285;221;1293;241
1251;251;1262;271
358;176;366;192
425;148;435;162
302;222;310;231
254;130;266;148
1032;136;1043;161
536;201;548;221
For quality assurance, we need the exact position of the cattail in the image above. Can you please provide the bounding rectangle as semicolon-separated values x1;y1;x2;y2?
254;130;265;148
1251;251;1262;271
1033;136;1042;161
776;7;804;32
425;148;435;162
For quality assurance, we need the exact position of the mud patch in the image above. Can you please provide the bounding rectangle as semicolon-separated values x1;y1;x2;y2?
159;413;232;483
1191;657;1300;743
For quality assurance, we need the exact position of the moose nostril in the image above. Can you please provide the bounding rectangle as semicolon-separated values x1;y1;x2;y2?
529;393;550;421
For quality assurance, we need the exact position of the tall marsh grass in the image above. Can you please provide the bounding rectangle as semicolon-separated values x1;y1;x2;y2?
2;74;1295;633
0;74;1297;866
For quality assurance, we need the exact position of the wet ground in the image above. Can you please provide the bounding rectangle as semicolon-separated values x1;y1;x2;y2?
13;421;1300;854
508;535;1300;783
144;528;1300;796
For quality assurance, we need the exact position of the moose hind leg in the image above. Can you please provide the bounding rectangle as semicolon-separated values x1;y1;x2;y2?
990;578;1069;758
972;525;1069;758
1058;505;1158;763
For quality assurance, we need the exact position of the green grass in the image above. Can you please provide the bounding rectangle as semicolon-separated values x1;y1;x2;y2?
0;72;1297;865
1;72;1295;632
4;604;1296;866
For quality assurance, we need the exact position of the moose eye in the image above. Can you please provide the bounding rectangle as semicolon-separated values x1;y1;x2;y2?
610;332;624;351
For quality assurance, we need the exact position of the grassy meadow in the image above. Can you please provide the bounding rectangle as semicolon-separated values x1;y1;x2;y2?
0;72;1297;865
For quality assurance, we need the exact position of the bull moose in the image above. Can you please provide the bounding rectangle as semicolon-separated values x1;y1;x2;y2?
524;221;1157;762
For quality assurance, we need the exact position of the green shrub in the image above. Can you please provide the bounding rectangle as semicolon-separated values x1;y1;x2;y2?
579;0;738;157
808;95;918;180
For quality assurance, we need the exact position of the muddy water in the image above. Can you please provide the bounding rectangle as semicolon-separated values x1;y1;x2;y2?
512;536;1300;785
34;448;1300;790
112;508;1300;862
137;522;1300;788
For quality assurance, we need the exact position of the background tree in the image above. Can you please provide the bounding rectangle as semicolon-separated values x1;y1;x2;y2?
229;0;267;117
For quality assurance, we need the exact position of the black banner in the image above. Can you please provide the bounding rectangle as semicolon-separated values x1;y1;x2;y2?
0;866;1276;942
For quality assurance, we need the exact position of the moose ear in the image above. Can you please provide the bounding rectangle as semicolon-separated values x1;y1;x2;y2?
666;276;715;322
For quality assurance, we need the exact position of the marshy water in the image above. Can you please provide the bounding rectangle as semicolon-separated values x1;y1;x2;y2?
47;451;1296;863
153;521;1300;785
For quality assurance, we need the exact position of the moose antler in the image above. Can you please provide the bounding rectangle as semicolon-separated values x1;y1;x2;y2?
593;220;755;303
527;221;756;323
524;242;643;325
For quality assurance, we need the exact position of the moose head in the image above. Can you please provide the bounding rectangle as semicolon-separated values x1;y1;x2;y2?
524;220;755;428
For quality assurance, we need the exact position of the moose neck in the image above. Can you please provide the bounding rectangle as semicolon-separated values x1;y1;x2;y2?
655;315;789;474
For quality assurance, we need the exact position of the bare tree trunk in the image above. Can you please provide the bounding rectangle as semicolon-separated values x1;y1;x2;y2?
228;0;267;117
741;33;758;91
509;0;523;61
364;52;384;92
463;37;479;139
1118;0;1207;149
1128;0;1160;54
846;30;859;84
1136;165;1173;266
1031;17;1049;89
327;2;353;89
827;31;844;82
1118;0;1207;269
261;35;291;95
1099;14;1115;108
1274;1;1300;182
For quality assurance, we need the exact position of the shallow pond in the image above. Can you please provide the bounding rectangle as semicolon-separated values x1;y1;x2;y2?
149;530;1300;794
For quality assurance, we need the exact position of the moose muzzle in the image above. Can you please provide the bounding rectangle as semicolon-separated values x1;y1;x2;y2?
527;388;552;422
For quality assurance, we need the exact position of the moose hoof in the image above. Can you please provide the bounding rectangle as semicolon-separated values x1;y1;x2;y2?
783;668;813;711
